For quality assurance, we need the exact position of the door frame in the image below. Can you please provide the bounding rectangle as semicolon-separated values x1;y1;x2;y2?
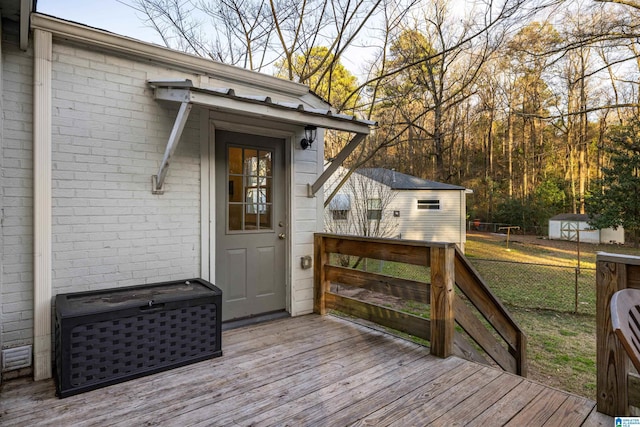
200;111;294;317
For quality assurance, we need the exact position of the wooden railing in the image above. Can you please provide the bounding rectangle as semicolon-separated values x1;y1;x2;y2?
313;233;527;376
596;252;640;416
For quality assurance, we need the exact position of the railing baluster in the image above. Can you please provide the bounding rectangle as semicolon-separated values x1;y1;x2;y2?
430;245;455;358
313;234;329;315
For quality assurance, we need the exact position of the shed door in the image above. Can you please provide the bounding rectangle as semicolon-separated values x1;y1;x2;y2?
215;130;286;321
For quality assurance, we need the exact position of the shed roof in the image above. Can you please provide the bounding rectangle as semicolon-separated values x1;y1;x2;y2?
550;213;591;221
355;168;467;191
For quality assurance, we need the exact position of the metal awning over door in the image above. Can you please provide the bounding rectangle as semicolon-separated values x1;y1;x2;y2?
147;79;376;195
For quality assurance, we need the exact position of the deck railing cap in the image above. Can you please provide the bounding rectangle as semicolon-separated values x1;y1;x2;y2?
314;232;456;249
596;252;640;265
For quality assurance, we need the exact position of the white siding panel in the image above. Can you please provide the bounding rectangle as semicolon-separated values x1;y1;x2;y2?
601;227;625;244
290;129;320;317
391;191;463;246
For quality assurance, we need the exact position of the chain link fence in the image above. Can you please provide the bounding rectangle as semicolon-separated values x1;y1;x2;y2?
330;255;596;316
467;221;549;236
467;258;596;315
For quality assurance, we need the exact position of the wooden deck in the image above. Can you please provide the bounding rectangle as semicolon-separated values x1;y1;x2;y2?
1;315;612;426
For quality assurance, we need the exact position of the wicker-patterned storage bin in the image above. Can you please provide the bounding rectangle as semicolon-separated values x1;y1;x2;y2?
54;278;222;398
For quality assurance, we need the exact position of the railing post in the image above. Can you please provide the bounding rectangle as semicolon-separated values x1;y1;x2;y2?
596;254;629;416
314;234;329;315
430;244;455;358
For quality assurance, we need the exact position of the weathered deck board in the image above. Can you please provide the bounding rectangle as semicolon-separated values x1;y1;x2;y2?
0;315;612;426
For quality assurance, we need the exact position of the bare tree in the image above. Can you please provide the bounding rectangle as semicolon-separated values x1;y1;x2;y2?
324;168;398;239
127;0;394;76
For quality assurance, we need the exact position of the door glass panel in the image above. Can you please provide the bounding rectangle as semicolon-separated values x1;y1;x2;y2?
259;150;272;176
228;145;274;232
244;149;258;176
259;205;271;228
228;176;243;203
228;147;243;174
264;178;272;203
228;204;243;231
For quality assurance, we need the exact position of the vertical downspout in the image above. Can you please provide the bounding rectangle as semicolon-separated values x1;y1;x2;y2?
33;29;52;381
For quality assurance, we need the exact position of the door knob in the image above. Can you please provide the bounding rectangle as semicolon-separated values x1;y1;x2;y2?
278;233;286;240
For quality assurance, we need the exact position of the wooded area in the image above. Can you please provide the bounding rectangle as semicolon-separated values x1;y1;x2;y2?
130;0;640;234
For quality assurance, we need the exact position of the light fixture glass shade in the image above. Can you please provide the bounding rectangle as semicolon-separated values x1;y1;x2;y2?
301;125;318;149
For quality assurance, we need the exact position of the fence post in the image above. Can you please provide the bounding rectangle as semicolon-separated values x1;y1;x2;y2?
596;254;629;416
314;234;329;315
574;267;579;314
430;244;455;358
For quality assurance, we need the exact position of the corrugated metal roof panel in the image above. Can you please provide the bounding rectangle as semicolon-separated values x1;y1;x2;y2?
148;79;377;128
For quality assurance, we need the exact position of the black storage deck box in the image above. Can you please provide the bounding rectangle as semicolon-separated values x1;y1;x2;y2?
55;278;222;398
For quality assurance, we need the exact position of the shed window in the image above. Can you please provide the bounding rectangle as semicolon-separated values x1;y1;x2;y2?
367;198;382;220
329;194;351;221
417;199;440;210
332;210;349;220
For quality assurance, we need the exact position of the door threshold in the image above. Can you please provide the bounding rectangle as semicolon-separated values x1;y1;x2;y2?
222;310;290;331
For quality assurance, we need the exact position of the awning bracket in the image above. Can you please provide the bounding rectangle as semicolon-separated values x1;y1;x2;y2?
152;101;193;194
307;133;367;197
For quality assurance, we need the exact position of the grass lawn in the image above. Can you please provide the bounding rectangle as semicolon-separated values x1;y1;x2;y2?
465;232;640;400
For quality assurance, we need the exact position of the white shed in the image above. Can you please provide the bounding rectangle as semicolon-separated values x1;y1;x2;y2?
548;214;625;244
325;167;471;251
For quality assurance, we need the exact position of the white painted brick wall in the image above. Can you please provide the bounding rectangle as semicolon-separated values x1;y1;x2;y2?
1;38;205;351
50;43;202;296
2;41;34;349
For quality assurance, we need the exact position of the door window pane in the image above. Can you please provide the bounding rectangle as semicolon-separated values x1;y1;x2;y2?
228;176;243;203
259;150;272;176
228;204;243;231
259;205;271;228
228;145;274;232
228;147;243;174
244;149;258;176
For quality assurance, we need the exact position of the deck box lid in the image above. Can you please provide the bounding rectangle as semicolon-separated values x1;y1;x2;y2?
55;278;221;317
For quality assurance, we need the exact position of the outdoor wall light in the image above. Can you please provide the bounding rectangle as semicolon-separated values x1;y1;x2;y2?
300;125;318;150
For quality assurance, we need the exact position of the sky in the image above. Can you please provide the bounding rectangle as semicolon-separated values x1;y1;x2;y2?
37;0;165;45
35;0;376;77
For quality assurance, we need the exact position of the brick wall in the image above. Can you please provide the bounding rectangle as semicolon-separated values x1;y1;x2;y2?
1;38;204;352
50;43;202;296
2;40;34;350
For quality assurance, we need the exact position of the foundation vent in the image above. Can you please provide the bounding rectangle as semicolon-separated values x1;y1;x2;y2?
2;345;32;371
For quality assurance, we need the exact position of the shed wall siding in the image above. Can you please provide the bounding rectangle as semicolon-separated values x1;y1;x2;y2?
2;39;34;350
601;227;625;244
391;190;464;247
